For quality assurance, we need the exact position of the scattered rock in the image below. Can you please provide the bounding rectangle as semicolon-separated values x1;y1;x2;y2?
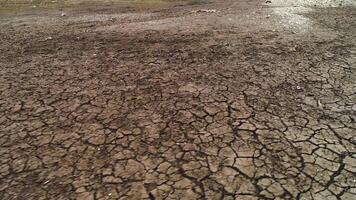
12;102;22;113
192;9;216;13
317;99;323;109
102;168;112;176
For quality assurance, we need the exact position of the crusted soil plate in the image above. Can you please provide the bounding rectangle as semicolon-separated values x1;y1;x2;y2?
0;0;355;199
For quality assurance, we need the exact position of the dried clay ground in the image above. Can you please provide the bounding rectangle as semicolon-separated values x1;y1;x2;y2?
0;0;355;199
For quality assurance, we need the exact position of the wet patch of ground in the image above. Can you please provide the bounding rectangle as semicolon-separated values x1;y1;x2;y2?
0;0;355;199
0;0;200;14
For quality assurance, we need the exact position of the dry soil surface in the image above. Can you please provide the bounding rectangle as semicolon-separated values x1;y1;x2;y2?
0;0;355;199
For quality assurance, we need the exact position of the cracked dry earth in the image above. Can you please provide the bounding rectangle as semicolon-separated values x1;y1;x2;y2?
0;0;356;199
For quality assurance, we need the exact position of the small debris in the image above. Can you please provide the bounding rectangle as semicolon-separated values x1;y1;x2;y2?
44;36;53;41
289;46;297;52
266;0;272;3
324;52;334;58
192;9;216;13
108;193;112;196
61;12;66;17
12;102;22;113
296;85;301;90
43;180;50;184
317;99;323;108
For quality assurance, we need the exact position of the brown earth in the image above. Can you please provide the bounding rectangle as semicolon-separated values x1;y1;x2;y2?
0;0;355;199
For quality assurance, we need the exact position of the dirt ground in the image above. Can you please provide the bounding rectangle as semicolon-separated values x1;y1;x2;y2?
0;0;355;199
